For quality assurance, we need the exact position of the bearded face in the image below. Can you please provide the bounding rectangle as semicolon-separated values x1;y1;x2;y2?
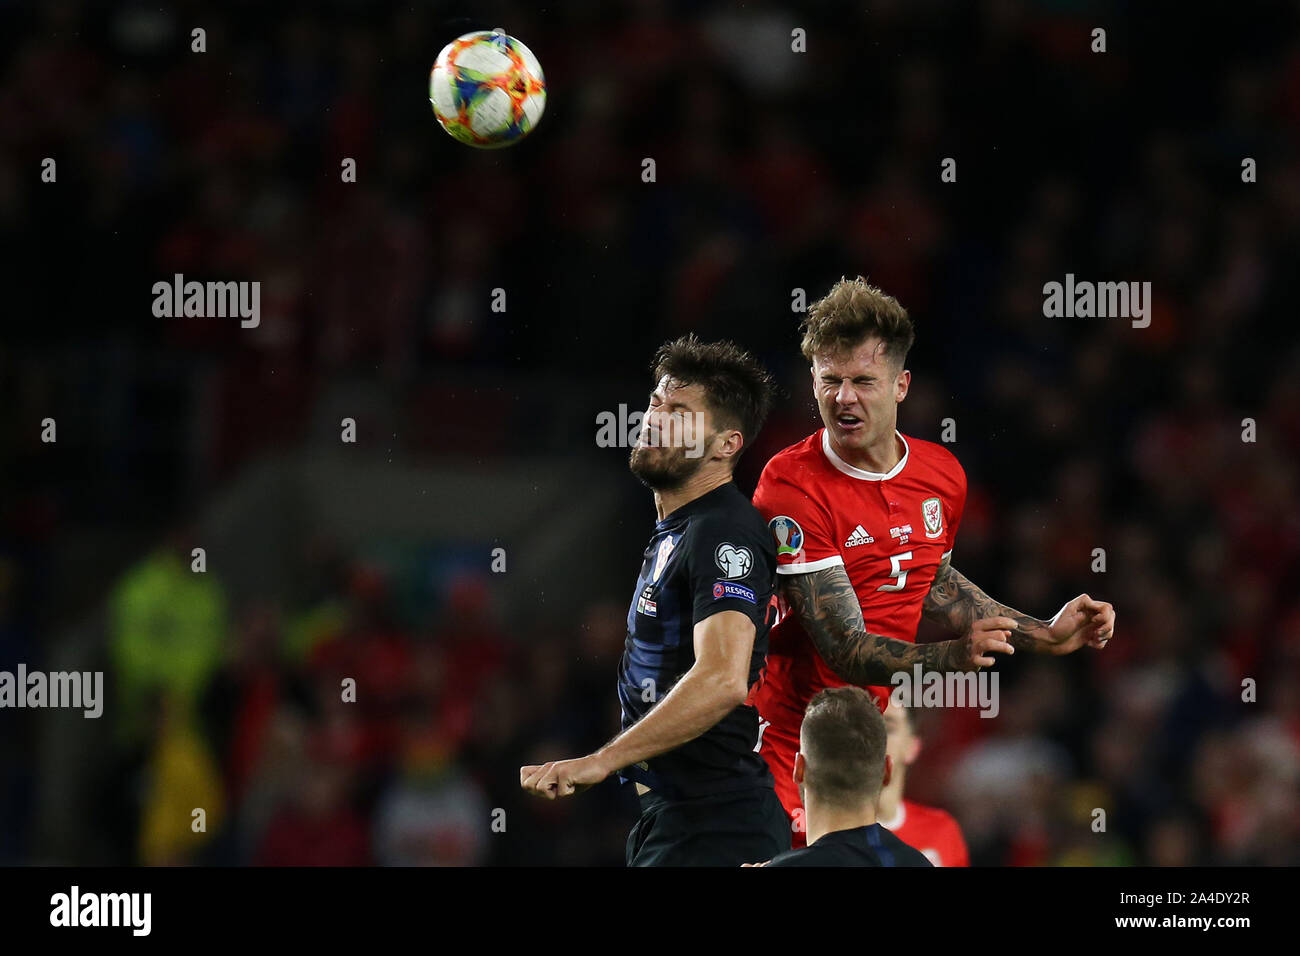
628;377;715;490
628;430;710;490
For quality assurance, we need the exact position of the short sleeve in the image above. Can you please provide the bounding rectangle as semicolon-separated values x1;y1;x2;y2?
687;513;776;630
752;463;843;576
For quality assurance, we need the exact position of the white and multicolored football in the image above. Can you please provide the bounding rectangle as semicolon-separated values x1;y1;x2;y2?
429;29;546;148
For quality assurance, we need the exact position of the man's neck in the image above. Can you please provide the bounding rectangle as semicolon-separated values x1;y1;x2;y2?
653;468;732;521
804;794;877;847
876;782;904;826
829;427;903;474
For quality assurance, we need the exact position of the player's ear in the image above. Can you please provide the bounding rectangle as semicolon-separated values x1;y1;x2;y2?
718;428;744;462
881;753;893;789
906;735;922;766
895;368;911;403
793;751;806;786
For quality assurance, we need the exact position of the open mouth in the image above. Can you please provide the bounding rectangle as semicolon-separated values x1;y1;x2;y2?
836;414;864;432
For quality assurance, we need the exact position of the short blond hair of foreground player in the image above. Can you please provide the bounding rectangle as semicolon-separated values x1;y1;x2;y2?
748;687;931;867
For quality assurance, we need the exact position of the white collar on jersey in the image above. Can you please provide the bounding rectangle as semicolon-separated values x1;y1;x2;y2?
821;428;910;481
877;801;906;831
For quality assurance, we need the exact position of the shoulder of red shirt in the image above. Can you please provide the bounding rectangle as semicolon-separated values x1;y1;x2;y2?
900;798;970;867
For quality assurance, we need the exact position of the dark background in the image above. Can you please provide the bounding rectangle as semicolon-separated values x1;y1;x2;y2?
1;0;1298;865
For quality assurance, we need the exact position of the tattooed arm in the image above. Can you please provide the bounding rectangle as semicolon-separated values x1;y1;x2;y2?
923;555;1116;655
780;564;1017;685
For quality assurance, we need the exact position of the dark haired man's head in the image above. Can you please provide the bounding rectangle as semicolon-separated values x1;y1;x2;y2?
628;335;776;491
795;686;892;811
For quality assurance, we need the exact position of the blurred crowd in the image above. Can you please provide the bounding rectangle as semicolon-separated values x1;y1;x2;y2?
94;536;633;865
2;0;1299;864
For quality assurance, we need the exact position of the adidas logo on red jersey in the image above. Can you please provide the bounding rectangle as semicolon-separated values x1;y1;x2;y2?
844;525;875;548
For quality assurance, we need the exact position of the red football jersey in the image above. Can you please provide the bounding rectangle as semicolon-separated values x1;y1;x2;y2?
880;799;970;867
748;428;966;840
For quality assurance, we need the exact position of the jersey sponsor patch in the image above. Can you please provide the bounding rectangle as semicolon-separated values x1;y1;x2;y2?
714;543;753;579
768;516;804;557
922;497;943;538
636;584;658;617
712;580;757;604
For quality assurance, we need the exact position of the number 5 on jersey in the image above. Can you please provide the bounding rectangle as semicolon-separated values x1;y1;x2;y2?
878;551;913;592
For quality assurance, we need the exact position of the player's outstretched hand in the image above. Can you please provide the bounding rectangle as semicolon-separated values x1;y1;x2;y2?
1044;594;1116;655
955;616;1018;669
519;755;610;800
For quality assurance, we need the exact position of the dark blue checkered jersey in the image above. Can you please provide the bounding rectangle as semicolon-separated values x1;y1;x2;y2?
616;481;777;798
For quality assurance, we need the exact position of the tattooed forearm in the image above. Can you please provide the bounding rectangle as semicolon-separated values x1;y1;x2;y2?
781;566;975;684
923;558;1050;651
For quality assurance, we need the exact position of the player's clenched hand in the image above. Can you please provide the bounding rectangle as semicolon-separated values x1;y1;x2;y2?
1044;594;1116;655
956;616;1018;669
519;755;611;800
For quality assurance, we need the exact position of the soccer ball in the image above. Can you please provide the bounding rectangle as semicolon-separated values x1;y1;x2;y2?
429;29;546;149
